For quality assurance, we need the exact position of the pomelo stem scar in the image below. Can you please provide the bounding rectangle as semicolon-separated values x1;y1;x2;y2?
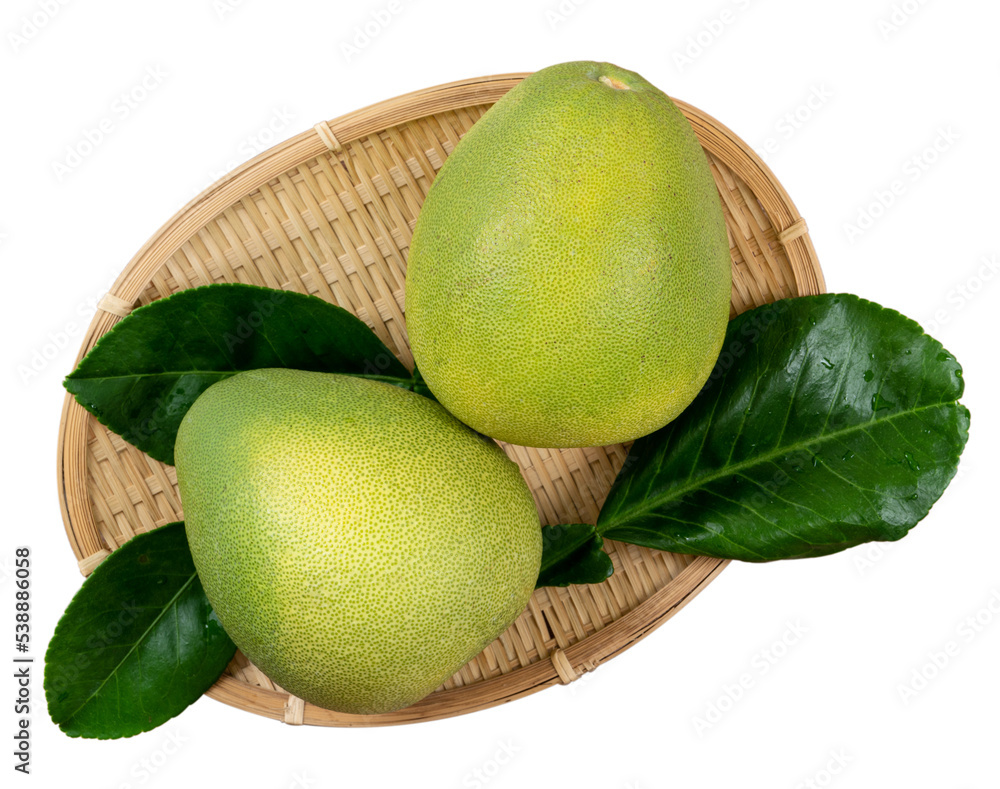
599;75;630;90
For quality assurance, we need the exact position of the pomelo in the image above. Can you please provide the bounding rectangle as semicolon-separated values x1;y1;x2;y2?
175;368;541;715
405;61;732;447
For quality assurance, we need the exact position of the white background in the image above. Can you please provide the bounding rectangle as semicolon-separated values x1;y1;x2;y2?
2;0;997;786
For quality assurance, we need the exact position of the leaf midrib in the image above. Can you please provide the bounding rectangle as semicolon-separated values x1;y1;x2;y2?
599;400;956;534
58;572;198;728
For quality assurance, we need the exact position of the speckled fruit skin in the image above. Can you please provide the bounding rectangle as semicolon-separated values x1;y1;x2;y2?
175;368;541;715
405;61;732;448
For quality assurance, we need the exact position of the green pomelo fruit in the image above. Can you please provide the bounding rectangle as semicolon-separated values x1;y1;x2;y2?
405;60;732;448
175;368;541;715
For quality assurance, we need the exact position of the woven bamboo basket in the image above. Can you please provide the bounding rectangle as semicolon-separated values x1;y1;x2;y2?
56;72;825;728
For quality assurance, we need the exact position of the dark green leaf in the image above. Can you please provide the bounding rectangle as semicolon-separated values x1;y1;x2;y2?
64;283;425;464
409;362;435;400
536;524;614;587
44;522;235;739
597;294;970;561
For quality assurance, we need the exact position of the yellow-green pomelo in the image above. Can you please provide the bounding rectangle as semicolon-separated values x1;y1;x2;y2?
405;61;731;448
175;368;541;715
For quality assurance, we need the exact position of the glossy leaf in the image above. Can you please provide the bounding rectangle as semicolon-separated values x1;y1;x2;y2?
598;294;970;561
44;523;236;739
536;524;614;587
64;283;425;464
